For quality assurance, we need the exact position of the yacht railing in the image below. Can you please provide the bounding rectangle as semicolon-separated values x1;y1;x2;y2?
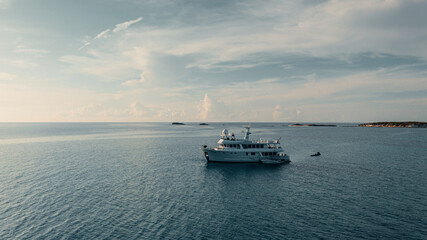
255;138;281;144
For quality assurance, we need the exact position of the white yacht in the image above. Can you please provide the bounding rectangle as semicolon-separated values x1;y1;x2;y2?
201;127;290;164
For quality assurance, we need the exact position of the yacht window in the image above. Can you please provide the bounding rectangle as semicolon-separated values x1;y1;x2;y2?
261;145;264;148
246;153;248;155
251;152;255;155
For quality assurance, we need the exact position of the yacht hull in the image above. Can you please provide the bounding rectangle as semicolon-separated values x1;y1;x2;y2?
201;148;290;163
202;149;260;163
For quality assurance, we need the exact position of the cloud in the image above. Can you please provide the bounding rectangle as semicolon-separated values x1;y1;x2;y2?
199;93;212;120
51;1;427;122
79;17;142;50
273;105;283;121
129;102;143;116
196;94;230;121
113;17;143;32
258;78;278;84
78;42;91;51
94;29;111;39
146;0;427;68
14;47;48;54
59;52;140;81
197;94;226;120
10;59;38;68
121;73;145;87
0;83;112;122
0;72;16;80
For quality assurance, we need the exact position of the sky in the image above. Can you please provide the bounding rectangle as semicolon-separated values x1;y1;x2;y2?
0;0;426;122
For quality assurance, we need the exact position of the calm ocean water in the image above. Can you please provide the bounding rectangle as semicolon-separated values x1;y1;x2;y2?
0;123;426;239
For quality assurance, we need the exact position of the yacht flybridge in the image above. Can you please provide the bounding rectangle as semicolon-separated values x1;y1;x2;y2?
201;127;290;164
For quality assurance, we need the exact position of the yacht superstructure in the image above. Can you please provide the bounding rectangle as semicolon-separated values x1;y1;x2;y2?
201;127;290;164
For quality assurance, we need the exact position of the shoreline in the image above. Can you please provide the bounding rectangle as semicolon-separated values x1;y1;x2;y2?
358;121;427;128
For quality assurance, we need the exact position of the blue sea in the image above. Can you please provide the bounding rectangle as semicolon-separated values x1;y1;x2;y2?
1;123;426;239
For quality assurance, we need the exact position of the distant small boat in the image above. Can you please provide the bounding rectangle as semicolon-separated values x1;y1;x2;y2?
311;152;321;157
199;123;209;125
172;122;185;125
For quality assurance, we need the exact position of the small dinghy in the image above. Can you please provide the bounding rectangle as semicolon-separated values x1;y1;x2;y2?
311;152;321;157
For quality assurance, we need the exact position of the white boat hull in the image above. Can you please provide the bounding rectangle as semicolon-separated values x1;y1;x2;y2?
202;149;259;163
201;148;290;164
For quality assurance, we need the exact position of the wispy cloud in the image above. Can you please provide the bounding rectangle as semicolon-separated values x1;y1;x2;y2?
113;17;143;32
59;52;139;81
78;42;91;51
14;47;48;54
94;29;111;39
79;17;143;50
257;78;278;84
121;73;145;87
0;72;16;80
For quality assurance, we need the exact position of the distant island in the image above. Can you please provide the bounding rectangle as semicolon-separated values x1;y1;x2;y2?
358;122;427;128
172;122;185;125
291;124;337;127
